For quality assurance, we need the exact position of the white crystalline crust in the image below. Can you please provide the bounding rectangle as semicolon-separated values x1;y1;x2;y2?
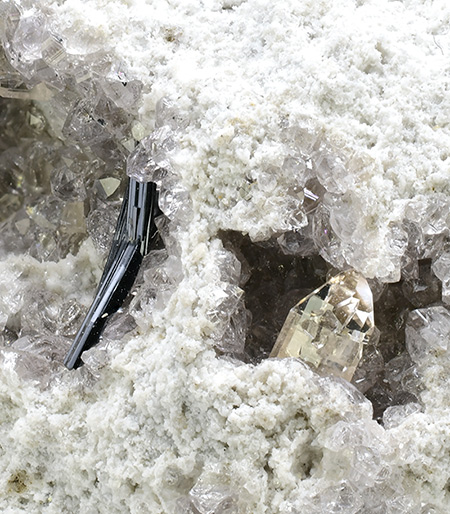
1;0;450;512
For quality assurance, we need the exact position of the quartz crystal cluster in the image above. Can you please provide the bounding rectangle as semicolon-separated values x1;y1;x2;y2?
0;3;138;262
0;2;185;377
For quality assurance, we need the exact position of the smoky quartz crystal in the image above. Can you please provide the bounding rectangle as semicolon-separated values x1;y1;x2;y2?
270;270;374;381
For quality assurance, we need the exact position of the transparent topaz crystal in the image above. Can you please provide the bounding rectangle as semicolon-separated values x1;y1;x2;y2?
270;269;374;381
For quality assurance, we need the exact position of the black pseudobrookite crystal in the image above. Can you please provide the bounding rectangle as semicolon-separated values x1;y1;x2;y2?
63;178;161;370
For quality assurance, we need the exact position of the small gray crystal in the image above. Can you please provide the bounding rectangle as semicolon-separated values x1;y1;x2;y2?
101;77;143;111
50;164;87;202
2;335;70;388
126;127;175;183
432;251;450;304
87;204;121;258
406;306;450;365
155;96;188;130
62;98;108;146
382;402;422;430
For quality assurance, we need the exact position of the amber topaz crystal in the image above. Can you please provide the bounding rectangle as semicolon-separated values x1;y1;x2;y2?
270;270;374;381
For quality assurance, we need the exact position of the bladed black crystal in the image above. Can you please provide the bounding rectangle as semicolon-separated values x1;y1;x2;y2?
64;178;161;370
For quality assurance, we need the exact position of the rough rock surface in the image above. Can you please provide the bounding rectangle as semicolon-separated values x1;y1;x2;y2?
1;0;450;513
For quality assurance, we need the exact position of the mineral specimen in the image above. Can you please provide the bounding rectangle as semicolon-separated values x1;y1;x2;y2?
64;179;161;369
432;251;450;305
178;484;238;514
405;306;450;365
270;270;374;381
3;0;450;512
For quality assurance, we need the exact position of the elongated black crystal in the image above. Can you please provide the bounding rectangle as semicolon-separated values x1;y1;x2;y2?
64;178;160;370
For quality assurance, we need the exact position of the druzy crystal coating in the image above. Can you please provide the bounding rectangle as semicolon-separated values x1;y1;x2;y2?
270;270;374;381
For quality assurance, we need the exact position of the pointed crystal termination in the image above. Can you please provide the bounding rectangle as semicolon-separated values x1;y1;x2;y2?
64;178;161;370
270;270;374;381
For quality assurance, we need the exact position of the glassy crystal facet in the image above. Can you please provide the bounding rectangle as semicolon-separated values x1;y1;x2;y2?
270;270;374;381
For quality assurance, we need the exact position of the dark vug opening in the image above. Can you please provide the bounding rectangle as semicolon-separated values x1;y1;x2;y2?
220;231;435;424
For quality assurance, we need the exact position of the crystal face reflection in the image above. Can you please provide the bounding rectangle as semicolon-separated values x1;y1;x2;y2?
270;270;374;381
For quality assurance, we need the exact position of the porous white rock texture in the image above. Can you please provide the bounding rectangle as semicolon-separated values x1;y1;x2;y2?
1;0;450;513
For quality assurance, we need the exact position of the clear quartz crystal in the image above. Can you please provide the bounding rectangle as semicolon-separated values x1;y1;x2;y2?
86;204;120;257
58;299;87;336
8;12;49;75
432;251;450;304
101;74;142;111
50;164;87;201
155;96;188;130
351;332;384;394
62;98;108;145
312;144;352;194
407;195;450;236
3;335;71;388
178;485;238;514
270;270;374;381
405;306;450;364
126;126;175;183
277;230;316;257
159;180;192;220
218;301;250;355
129;250;182;327
382;402;422;429
320;481;363;514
